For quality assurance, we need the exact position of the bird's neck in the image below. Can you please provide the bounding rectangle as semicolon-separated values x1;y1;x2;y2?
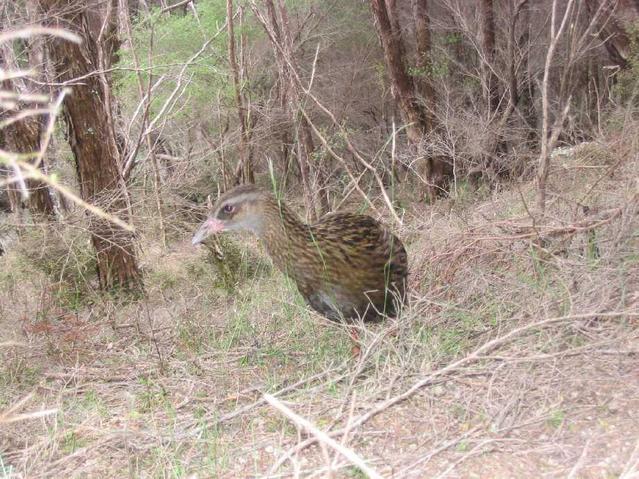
257;198;309;275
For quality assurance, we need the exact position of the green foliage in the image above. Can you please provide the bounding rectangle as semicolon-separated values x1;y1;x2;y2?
137;376;170;413
408;56;450;79
148;268;180;291
81;390;110;418
115;1;233;124
61;431;86;454
443;32;462;46
456;440;470;452
345;466;368;478
0;357;40;390
546;409;566;429
315;0;376;48
203;236;273;293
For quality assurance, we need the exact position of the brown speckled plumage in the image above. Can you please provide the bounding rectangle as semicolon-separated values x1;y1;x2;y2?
193;185;408;322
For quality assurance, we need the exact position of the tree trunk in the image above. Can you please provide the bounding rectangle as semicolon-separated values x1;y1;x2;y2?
411;0;436;132
258;0;327;220
370;0;425;145
227;0;254;184
0;132;21;213
3;116;56;217
371;0;449;201
584;0;637;70
0;71;55;217
482;0;530;178
480;0;499;113
38;0;141;290
0;16;56;217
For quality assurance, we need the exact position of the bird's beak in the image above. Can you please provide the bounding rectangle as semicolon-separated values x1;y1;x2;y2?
192;218;225;245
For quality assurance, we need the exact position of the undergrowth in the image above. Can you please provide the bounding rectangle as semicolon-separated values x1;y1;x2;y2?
1;128;638;477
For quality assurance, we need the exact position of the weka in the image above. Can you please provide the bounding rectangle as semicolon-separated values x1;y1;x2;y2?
192;185;408;323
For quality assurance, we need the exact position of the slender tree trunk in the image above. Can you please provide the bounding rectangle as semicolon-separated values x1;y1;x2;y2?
227;0;254;184
371;0;449;201
258;0;327;220
2;116;56;217
0;72;55;216
537;0;576;214
480;0;499;114
120;0;167;248
370;0;425;145
39;0;141;290
277;0;327;219
0;17;56;217
0;132;21;213
411;0;436;132
483;0;530;176
0;167;14;213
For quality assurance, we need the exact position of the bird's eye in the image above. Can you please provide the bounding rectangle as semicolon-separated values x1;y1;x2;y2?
223;204;234;214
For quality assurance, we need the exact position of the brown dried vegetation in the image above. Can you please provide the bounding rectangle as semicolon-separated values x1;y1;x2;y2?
1;0;639;477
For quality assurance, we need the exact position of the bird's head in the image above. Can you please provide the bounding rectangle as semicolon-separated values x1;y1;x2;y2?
192;185;270;245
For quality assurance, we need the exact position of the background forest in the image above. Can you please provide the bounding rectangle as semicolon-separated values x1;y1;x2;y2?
1;0;638;477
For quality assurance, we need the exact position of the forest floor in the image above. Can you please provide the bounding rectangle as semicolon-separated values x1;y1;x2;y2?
1;139;638;478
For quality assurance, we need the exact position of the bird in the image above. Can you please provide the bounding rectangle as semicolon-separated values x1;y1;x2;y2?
192;184;408;349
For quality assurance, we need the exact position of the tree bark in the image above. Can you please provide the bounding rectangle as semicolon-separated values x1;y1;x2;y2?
0;76;55;217
258;0;327;220
371;0;449;201
585;0;638;70
2;116;56;217
38;0;141;290
480;0;499;113
227;0;254;184
411;0;435;132
370;0;425;145
0;16;56;217
0;131;21;213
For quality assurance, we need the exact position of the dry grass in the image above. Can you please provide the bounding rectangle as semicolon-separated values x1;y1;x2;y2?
1;135;638;478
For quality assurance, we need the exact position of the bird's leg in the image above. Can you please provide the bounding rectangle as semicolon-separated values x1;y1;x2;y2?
349;326;361;358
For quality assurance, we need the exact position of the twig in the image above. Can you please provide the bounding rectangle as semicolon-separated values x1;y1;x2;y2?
1;160;135;232
620;439;639;479
396;425;483;478
0;341;27;347
0;27;81;44
0;408;59;425
160;0;193;14
122;14;233;177
250;4;401;225
264;394;384;479
0;392;58;425
567;439;591;479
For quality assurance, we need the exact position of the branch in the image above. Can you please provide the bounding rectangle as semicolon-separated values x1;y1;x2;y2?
264;394;384;479
0;27;81;45
160;0;193;14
